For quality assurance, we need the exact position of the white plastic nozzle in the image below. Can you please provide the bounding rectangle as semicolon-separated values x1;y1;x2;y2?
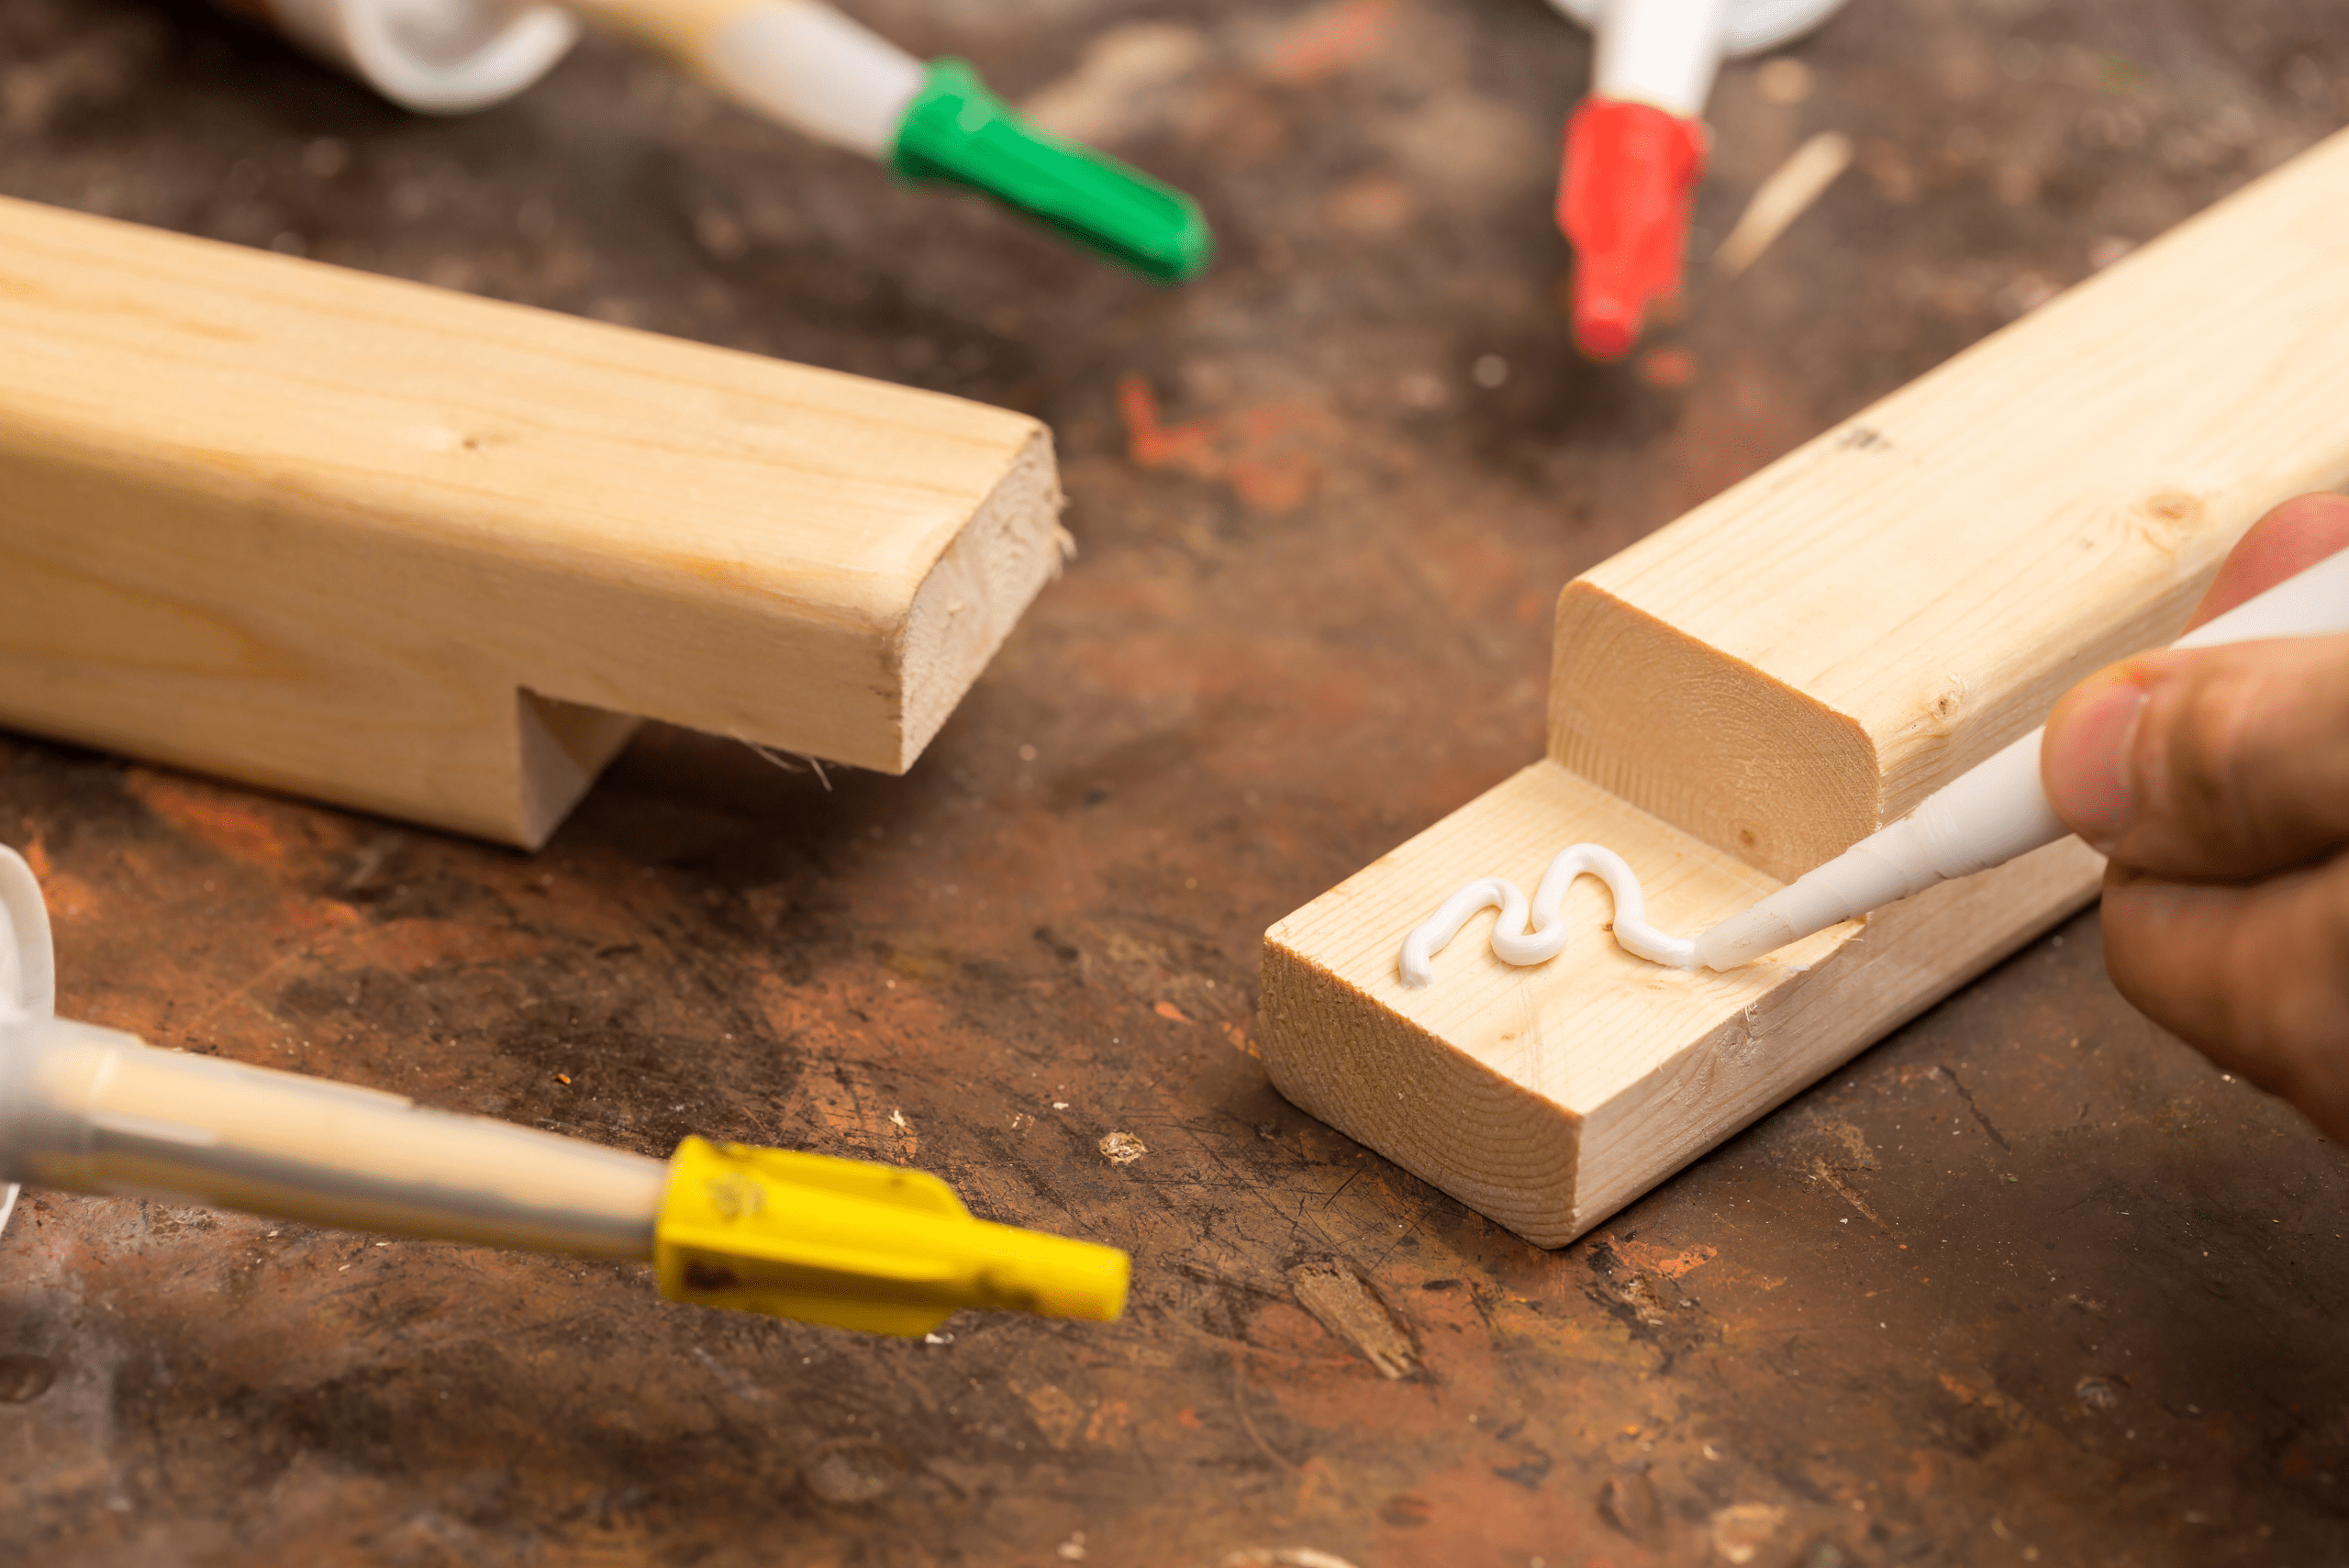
1690;731;2064;968
681;2;925;159
1587;0;1734;117
1695;544;2349;969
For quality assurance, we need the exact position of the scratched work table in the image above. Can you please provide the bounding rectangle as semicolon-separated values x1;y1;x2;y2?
4;0;2347;1562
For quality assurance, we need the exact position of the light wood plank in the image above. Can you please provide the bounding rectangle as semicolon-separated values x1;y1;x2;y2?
1554;127;2349;879
1263;762;2101;1245
0;196;1063;845
1261;129;2349;1245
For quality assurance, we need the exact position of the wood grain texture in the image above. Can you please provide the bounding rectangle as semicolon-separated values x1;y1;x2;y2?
1554;127;2349;880
0;196;1062;846
1262;762;2103;1246
1262;131;2349;1245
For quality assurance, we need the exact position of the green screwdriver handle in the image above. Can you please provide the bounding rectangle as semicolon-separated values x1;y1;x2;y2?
890;59;1214;285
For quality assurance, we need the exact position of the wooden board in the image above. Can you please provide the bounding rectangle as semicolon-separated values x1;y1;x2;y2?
1262;760;2104;1245
0;196;1063;847
1261;126;2349;1246
1553;127;2349;881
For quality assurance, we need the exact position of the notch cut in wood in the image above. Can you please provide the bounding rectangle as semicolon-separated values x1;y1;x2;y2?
0;196;1063;847
1262;126;2349;1247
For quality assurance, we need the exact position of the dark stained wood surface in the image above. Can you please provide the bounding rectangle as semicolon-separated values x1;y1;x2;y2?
2;0;2346;1562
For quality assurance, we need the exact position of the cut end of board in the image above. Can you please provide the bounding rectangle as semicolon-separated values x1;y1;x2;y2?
1259;939;1590;1247
895;429;1068;772
1549;581;1882;882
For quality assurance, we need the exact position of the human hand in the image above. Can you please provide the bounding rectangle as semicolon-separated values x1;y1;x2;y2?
2041;494;2349;1139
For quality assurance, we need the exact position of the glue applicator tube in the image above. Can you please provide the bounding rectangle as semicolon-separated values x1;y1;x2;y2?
1553;0;1852;357
1593;0;1732;119
1696;544;2349;970
239;0;1210;283
0;1007;668;1257
569;0;926;158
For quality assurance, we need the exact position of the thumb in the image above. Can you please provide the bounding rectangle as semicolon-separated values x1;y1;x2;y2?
2043;632;2349;880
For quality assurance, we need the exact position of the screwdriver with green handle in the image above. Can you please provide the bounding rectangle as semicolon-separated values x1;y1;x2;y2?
0;846;1127;1336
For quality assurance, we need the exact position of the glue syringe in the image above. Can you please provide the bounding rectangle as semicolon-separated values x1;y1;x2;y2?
1696;544;2349;970
233;0;1212;284
0;848;1125;1337
1544;0;1848;358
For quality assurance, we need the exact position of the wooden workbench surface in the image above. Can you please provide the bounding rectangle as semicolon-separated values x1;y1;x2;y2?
3;0;2344;1562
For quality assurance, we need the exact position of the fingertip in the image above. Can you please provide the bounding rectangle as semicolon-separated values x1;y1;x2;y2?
2191;493;2349;628
2042;670;2147;850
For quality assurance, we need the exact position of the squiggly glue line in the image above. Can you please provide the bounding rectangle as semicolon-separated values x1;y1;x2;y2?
1397;844;1698;987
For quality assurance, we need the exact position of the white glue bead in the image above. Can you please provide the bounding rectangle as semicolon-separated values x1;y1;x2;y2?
1397;846;1698;987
